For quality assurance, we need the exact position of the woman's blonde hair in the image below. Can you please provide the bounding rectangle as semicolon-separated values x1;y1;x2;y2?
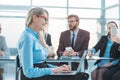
25;7;44;26
38;31;49;49
26;7;49;49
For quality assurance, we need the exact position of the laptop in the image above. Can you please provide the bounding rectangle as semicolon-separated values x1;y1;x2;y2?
51;51;87;75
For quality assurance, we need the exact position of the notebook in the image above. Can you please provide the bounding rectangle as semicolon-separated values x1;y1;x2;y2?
51;51;87;75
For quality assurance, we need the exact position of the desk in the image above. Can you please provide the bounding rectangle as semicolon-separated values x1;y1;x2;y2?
86;56;114;80
46;56;81;63
46;58;81;66
46;56;84;71
0;56;16;63
86;56;113;60
0;56;16;80
46;56;81;62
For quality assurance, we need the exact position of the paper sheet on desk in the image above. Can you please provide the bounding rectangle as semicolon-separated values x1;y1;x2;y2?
86;56;100;59
86;56;113;60
10;56;16;59
60;56;80;59
0;56;16;60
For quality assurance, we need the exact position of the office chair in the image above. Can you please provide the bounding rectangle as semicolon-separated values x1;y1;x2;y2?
16;55;21;80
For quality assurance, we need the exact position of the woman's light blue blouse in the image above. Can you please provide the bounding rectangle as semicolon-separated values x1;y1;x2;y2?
17;27;55;78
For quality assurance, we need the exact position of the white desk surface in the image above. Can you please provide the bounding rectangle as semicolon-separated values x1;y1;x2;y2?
46;56;81;62
86;56;113;60
46;56;84;71
0;56;16;63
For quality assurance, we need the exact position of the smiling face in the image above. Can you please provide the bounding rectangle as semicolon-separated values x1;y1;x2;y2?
31;11;48;32
26;7;49;32
36;12;48;31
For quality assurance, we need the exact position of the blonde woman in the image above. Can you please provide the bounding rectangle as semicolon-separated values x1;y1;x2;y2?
17;7;83;80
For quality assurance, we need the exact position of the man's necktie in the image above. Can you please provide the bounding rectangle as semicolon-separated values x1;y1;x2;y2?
71;33;75;48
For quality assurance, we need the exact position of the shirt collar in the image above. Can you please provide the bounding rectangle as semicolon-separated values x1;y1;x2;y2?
107;36;113;43
25;26;38;38
70;29;79;35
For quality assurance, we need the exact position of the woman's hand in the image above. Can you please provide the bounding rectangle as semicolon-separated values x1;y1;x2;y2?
0;51;3;56
87;51;93;58
51;64;71;73
48;53;55;59
102;63;112;67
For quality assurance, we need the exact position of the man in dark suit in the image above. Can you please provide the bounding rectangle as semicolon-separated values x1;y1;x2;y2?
57;14;90;70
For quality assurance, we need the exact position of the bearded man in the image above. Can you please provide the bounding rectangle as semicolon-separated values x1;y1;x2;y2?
57;14;90;70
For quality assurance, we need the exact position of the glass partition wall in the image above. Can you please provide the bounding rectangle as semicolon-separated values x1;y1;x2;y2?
0;0;120;50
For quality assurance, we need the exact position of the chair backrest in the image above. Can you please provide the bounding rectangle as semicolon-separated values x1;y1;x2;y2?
16;55;20;68
16;55;21;80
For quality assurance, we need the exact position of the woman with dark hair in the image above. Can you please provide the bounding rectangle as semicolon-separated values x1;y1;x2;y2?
102;21;120;80
87;21;120;80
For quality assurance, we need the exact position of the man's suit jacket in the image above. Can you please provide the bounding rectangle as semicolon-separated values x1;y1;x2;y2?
57;29;90;69
57;29;90;57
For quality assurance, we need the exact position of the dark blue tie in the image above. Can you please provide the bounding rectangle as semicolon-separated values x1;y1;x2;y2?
71;33;75;48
